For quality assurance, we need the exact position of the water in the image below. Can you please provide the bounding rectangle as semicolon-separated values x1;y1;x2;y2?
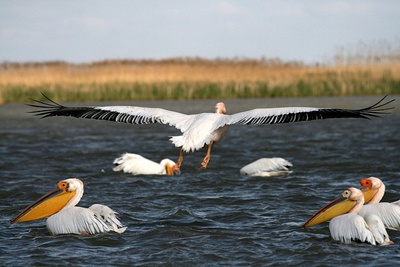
1;95;399;266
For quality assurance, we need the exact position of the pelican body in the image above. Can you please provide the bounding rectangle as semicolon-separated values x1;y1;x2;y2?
113;153;179;175
239;157;293;177
11;178;126;235
28;94;394;169
305;188;392;245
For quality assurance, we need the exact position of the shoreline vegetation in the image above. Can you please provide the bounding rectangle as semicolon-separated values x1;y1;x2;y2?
1;43;399;103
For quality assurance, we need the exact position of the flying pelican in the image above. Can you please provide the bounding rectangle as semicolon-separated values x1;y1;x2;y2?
113;153;180;175
239;157;292;177
306;187;393;245
28;94;394;170
359;177;400;230
11;178;126;235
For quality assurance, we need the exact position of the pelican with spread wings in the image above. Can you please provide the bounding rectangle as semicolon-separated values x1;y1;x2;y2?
28;94;394;170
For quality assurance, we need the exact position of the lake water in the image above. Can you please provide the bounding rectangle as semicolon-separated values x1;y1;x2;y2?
1;95;399;266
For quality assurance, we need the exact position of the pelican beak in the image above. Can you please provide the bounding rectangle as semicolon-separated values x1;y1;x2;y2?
302;195;357;228
361;188;378;203
166;163;180;176
10;181;76;223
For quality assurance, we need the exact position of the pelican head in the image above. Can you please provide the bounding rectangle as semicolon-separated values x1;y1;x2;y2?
302;187;364;228
160;159;180;175
360;177;384;204
11;178;83;223
215;102;226;114
360;177;383;190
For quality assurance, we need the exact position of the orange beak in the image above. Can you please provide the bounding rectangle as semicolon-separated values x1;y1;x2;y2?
302;186;378;228
11;181;76;223
166;163;180;176
302;195;356;228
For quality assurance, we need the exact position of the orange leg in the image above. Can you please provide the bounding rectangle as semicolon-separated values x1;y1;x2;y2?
201;141;214;169
176;149;184;169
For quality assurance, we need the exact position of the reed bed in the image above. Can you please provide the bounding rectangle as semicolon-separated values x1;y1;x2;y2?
1;57;399;103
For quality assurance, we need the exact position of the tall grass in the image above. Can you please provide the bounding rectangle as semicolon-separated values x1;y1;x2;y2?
1;42;400;103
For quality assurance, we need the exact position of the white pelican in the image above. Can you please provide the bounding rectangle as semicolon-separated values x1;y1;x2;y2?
305;188;393;245
113;153;179;175
359;177;400;230
11;178;126;235
302;180;379;228
28;94;394;169
239;157;292;177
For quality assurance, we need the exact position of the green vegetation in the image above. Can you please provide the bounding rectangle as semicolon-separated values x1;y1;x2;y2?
1;40;400;103
2;78;398;104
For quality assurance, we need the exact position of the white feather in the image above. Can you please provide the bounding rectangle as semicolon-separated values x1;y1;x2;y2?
240;158;293;177
329;213;376;245
113;153;175;175
359;203;400;230
47;207;109;235
363;214;392;245
89;204;126;234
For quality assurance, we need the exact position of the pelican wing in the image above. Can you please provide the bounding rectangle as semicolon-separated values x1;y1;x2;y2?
363;214;392;245
227;95;394;126
89;204;127;234
329;214;376;245
28;94;194;132
46;207;110;235
359;203;400;230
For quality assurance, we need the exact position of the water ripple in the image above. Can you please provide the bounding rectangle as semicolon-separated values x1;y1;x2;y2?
1;96;399;266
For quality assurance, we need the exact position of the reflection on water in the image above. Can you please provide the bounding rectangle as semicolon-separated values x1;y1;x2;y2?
1;95;399;266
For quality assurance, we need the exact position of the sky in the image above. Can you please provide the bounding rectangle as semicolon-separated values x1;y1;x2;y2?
1;0;399;64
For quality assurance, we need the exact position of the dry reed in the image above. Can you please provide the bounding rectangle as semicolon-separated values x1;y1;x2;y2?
1;56;399;103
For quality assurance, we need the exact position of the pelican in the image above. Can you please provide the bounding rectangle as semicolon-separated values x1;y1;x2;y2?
302;182;379;227
306;188;393;245
359;177;400;230
113;153;179;175
239;157;292;177
28;94;394;169
11;178;126;235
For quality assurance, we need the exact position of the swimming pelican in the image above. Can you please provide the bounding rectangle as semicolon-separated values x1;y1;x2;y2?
302;182;379;227
359;177;400;230
307;188;392;245
113;153;180;175
11;178;126;235
239;157;292;177
28;94;394;170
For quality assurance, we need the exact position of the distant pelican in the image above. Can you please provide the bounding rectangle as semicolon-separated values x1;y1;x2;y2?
28;94;394;170
11;178;126;235
239;157;292;177
304;188;392;245
359;177;400;230
113;153;179;175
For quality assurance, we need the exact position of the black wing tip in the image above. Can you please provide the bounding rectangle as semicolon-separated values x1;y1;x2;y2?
26;92;66;118
356;94;396;118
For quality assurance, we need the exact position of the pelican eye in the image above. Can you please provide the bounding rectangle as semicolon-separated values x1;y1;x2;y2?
58;181;68;191
342;190;351;198
365;181;371;186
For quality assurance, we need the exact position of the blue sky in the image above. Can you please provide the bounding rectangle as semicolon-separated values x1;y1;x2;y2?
1;0;399;63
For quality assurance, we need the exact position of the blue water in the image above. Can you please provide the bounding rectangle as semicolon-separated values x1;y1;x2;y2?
1;95;399;266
